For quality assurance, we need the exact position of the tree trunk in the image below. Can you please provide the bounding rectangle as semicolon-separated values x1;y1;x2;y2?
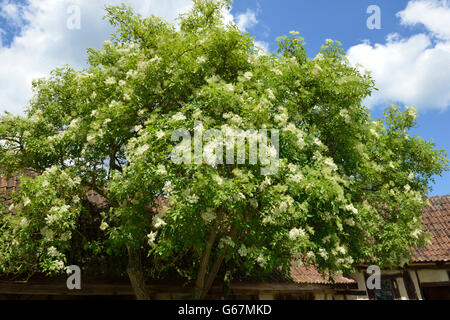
127;246;151;300
193;228;217;299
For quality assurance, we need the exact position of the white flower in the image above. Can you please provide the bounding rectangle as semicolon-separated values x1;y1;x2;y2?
311;64;322;77
48;246;60;257
337;246;347;255
412;228;422;239
260;177;272;190
156;130;165;139
23;197;31;207
137;61;149;70
150;55;162;63
243;71;253;81
126;70;138;79
272;68;283;75
404;184;411;192
118;80;126;87
212;175;223;185
19;217;29;228
313;137;322;146
172;112;186;121
319;248;328;260
306;251;315;261
73;195;80;204
202;208;217;223
224;83;234;92
408;172;415;181
42;179;50;188
135;144;149;156
153;216;167;229
196;56;207;64
406;106;418;119
238;244;248;257
109;100;120;108
339;109;350;123
53;260;65;271
105;77;116;85
324;157;338;171
219;236;235;249
186;193;199;204
147;231;158;245
296;133;305;149
163;181;174;195
156;164;167;175
345;218;355;226
256;254;267;267
389;161;395;169
86;134;96;145
345;204;358;215
289;227;306;241
314;53;324;61
100;222;109;231
263;89;274;101
370;128;379;138
61;232;72;241
275;113;288;124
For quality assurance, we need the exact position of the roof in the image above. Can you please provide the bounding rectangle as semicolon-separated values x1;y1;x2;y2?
412;195;450;263
289;264;355;285
0;170;38;205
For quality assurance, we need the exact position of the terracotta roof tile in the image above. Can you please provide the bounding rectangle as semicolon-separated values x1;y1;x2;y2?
412;195;450;262
289;264;355;284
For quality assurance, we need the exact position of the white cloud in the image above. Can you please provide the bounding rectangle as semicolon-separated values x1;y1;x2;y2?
254;40;270;54
398;0;450;40
347;0;450;111
0;0;196;115
235;9;258;32
0;1;265;115
0;0;22;25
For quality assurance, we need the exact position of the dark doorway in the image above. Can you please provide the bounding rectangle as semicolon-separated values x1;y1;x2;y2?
421;286;450;300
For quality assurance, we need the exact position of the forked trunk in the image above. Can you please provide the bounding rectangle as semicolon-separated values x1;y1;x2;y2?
127;246;151;300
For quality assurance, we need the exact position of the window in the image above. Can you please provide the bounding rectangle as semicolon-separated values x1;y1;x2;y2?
375;279;396;300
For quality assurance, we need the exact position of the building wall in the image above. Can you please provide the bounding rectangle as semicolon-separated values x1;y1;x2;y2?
351;265;450;300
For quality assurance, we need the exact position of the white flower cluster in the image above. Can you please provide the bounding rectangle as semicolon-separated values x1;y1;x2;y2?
172;112;186;121
45;205;71;225
218;236;235;249
238;244;248;257
147;231;158;246
323;157;338;171
339;109;351;123
256;253;267;267
163;181;174;195
406;106;418;119
201;208;216;223
345;203;358;215
105;77;116;85
153;215;167;229
288;227;306;241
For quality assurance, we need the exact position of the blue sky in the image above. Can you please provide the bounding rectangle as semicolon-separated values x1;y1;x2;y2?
0;0;449;195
